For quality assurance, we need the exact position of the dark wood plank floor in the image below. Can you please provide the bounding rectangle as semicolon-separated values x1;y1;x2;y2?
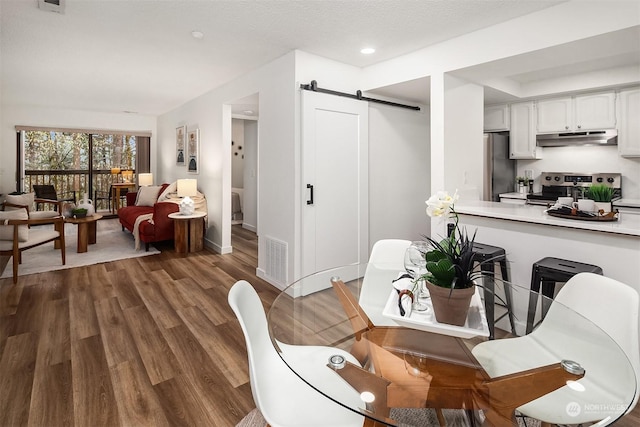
1;223;638;426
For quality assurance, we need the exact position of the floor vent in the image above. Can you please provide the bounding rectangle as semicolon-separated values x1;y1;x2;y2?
264;236;287;286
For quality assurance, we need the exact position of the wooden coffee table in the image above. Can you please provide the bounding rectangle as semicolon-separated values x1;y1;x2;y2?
63;214;103;253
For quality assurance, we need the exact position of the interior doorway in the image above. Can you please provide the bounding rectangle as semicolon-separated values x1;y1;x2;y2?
228;93;259;251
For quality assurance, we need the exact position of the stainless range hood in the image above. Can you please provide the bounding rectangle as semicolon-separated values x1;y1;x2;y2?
537;129;617;147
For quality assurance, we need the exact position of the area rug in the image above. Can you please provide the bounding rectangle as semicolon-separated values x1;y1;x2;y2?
1;218;159;279
235;407;540;427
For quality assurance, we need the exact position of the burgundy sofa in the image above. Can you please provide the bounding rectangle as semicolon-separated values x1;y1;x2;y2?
117;183;179;250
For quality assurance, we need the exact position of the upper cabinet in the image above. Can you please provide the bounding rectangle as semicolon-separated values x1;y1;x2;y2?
537;92;616;133
618;87;640;157
536;97;572;132
509;101;540;159
484;104;510;131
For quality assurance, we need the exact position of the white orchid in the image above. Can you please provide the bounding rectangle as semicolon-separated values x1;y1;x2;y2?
425;190;459;218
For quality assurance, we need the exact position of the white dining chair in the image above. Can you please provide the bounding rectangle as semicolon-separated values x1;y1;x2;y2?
472;272;640;425
228;280;365;427
359;239;412;326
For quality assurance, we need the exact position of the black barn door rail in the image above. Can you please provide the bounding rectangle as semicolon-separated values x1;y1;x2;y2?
300;80;421;111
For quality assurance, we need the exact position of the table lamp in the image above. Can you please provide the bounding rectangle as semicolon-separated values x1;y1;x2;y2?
138;173;153;187
177;178;197;215
122;170;133;183
111;167;121;183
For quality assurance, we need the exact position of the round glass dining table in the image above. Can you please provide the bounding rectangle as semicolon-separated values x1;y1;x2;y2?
267;263;637;426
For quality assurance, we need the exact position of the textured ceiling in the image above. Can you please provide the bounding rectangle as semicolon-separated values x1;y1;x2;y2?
0;0;567;116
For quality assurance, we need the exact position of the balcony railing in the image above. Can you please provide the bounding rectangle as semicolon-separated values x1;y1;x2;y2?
24;169;137;212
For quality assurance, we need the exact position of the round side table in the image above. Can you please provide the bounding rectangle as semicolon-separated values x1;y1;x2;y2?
168;211;206;253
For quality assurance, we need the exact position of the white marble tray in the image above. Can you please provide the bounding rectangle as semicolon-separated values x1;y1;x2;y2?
382;286;490;339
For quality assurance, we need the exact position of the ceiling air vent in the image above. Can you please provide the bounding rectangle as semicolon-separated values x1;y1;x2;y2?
38;0;65;13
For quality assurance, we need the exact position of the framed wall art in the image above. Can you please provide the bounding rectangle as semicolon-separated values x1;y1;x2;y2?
176;125;186;165
187;128;200;174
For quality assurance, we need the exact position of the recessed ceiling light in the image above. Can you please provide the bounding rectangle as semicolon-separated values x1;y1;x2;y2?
360;47;375;55
191;30;204;39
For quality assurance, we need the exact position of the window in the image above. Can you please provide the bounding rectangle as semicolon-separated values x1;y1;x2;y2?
17;127;150;212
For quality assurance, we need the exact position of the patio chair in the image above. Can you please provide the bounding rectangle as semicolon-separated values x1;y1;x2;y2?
32;184;76;211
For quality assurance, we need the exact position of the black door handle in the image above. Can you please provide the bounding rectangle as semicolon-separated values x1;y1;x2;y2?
307;184;314;205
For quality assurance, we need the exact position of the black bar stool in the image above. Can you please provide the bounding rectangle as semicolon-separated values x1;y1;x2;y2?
472;242;516;339
526;257;603;334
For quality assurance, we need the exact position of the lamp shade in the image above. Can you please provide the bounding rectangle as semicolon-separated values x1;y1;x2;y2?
138;173;153;187
122;170;133;183
177;179;197;197
110;167;121;175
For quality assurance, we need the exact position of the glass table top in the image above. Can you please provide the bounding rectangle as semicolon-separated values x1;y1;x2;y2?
267;263;637;426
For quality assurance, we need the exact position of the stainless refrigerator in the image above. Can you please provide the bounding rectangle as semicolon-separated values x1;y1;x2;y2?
483;132;516;202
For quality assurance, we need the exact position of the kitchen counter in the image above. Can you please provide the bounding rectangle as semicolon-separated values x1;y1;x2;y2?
614;198;640;209
449;201;640;335
455;200;640;237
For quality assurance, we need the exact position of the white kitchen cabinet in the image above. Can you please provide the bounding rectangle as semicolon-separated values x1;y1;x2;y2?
537;97;572;133
536;91;616;133
484;104;510;131
509;101;540;159
574;92;616;130
618;87;640;157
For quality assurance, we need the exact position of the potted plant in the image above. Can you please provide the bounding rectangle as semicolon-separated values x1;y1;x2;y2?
72;207;88;218
515;177;529;194
584;184;614;213
421;191;483;326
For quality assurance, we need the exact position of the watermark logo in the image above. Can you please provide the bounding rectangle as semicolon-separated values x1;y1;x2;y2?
566;402;626;418
566;402;581;417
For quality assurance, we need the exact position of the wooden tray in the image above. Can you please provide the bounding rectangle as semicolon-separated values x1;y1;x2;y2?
546;209;619;222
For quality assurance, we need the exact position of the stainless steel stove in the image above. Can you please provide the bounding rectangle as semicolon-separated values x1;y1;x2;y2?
526;172;622;206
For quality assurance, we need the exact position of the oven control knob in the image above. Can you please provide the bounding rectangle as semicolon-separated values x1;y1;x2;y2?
597;177;604;183
545;176;552;181
607;177;615;183
554;176;561;181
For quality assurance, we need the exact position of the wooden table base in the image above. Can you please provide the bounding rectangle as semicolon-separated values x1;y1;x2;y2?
170;213;205;253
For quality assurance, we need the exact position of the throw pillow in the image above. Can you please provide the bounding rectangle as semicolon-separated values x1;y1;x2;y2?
0;209;29;242
4;192;35;212
135;185;162;207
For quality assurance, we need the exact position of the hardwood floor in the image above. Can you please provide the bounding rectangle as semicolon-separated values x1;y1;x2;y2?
1;223;638;426
0;224;278;427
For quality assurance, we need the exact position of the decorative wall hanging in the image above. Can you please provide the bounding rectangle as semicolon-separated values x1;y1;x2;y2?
232;140;244;158
187;129;200;174
176;125;186;165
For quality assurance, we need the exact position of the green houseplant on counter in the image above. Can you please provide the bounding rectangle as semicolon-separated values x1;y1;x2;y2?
421;191;482;326
585;184;614;213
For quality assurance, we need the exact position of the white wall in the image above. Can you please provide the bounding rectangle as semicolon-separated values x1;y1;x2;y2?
444;75;484;200
157;51;296;270
231;119;245;188
368;103;430;246
0;105;157;195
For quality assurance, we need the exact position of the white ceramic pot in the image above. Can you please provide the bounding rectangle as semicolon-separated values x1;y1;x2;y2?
594;201;612;214
76;193;95;216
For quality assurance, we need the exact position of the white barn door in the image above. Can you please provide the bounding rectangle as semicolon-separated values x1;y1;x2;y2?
301;90;369;283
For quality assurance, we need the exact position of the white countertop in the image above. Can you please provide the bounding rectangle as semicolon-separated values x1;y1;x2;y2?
613;198;640;209
455;201;640;237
